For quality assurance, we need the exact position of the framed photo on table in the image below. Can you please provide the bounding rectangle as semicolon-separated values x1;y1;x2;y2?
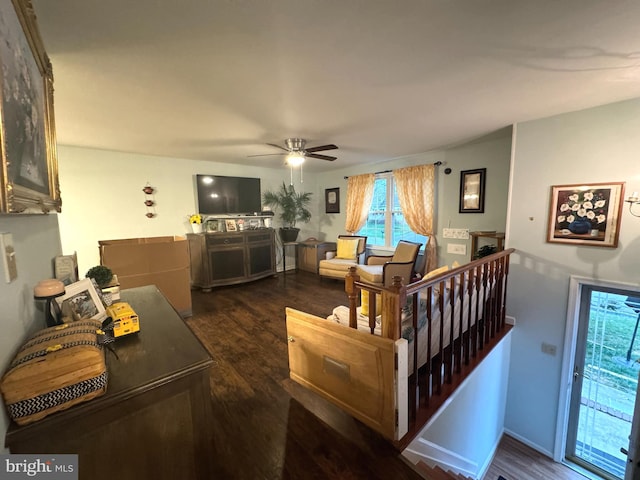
54;278;107;323
325;188;340;214
0;1;61;213
546;182;624;248
459;169;486;213
225;219;237;232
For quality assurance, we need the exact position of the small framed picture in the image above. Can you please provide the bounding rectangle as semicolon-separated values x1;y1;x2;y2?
325;188;340;214
54;278;106;323
54;252;78;285
205;220;218;232
546;182;625;248
225;219;237;232
459;168;486;213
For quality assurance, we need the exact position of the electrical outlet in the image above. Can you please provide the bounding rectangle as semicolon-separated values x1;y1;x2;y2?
541;342;557;356
442;228;470;239
447;243;467;255
0;232;17;283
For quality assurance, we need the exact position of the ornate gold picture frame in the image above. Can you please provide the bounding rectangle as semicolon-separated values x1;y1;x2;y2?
546;182;625;248
0;0;60;213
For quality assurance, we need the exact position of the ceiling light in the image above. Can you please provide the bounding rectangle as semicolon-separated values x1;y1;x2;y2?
286;154;305;167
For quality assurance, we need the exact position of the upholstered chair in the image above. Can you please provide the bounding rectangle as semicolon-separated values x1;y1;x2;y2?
356;240;423;287
318;235;367;280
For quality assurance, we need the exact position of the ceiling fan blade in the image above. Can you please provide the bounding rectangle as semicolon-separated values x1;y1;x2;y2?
247;153;287;157
266;143;289;151
307;153;336;161
305;144;338;153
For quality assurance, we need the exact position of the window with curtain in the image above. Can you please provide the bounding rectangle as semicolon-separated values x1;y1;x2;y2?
357;172;427;249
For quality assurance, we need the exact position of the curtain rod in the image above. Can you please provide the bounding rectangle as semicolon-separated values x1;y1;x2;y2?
343;161;442;179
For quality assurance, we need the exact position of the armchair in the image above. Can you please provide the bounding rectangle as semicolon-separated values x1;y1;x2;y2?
356;240;422;287
318;235;367;280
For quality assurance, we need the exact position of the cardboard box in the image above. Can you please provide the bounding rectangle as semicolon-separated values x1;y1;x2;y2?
116;268;192;318
99;236;189;275
99;237;191;317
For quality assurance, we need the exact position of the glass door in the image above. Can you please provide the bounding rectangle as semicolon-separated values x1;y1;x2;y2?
566;285;640;479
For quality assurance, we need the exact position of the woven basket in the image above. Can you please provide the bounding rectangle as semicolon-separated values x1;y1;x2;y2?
1;320;108;425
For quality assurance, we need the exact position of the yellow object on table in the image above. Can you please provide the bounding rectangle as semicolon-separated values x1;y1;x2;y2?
105;302;140;337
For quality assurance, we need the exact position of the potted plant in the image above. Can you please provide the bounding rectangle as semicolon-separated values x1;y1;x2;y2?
262;182;312;242
188;214;203;234
473;244;497;260
86;265;114;288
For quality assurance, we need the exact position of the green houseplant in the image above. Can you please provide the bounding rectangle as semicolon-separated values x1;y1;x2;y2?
86;265;114;288
473;244;498;260
262;182;312;242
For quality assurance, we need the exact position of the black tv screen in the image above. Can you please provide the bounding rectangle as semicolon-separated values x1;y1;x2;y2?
196;174;262;215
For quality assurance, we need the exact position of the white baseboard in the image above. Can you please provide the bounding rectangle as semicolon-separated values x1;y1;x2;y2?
403;438;478;479
503;427;554;458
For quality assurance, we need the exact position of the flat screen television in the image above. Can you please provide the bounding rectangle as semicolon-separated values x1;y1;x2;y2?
196;174;262;215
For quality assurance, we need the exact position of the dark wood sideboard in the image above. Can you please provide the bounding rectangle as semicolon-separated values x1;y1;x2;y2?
187;229;276;291
4;285;215;480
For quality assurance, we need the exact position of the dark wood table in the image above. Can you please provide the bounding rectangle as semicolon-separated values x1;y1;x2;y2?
5;285;215;480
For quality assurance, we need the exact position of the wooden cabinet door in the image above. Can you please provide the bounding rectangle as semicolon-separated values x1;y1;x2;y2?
209;247;246;282
247;231;275;277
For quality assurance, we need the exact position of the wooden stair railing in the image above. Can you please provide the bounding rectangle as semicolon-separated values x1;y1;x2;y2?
345;249;515;449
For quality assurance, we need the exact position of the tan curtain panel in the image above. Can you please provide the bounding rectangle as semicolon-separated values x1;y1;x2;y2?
344;173;375;234
394;164;437;273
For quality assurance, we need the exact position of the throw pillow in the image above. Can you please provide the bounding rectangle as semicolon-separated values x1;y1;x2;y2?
424;264;449;280
361;290;382;317
335;238;359;260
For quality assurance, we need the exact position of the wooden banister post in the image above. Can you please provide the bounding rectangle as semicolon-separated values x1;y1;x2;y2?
346;267;360;329
382;275;406;340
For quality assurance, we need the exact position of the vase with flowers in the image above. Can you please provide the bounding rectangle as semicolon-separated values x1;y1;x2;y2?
556;190;608;235
189;214;203;234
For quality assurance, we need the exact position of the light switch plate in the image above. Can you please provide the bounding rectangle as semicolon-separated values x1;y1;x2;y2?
442;228;469;239
0;232;17;283
447;243;467;255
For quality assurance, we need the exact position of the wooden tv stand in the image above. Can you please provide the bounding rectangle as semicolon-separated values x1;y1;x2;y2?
187;229;276;291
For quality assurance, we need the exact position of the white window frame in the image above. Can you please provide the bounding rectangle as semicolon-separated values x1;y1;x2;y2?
358;172;426;251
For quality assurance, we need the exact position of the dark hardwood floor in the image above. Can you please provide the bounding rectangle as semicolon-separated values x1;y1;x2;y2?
185;271;589;480
185;271;422;479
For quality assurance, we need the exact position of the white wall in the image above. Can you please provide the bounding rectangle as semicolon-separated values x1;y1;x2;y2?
0;214;62;451
404;333;512;479
315;130;512;267
57;146;321;275
505;98;640;455
437;129;512;266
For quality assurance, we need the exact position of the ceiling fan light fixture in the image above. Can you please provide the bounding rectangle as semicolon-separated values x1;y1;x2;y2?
286;153;305;167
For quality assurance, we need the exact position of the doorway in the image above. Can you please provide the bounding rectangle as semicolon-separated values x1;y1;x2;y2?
565;283;640;479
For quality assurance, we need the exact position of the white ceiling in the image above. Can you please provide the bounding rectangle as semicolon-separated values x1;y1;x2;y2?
31;0;640;172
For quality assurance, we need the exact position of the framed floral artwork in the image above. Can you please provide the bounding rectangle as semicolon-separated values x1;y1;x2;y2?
546;182;625;248
0;0;61;213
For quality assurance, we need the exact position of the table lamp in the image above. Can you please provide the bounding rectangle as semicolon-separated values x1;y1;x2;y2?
34;279;65;327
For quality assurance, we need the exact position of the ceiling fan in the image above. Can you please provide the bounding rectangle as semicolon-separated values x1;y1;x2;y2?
249;138;338;166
